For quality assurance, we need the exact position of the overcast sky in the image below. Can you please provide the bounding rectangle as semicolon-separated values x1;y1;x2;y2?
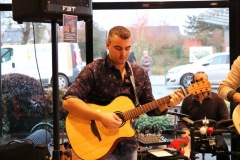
93;8;209;34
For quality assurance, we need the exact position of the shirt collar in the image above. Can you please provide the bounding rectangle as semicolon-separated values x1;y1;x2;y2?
105;55;131;75
106;55;114;69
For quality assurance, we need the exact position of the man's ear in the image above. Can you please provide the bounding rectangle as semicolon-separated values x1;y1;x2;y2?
106;41;110;49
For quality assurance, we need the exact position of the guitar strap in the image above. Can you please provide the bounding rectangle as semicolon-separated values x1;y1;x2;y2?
127;61;140;107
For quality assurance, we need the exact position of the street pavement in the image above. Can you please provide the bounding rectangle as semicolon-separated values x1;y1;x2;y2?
149;75;219;88
150;75;219;99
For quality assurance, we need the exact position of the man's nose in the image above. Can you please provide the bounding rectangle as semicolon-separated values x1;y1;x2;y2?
120;50;128;56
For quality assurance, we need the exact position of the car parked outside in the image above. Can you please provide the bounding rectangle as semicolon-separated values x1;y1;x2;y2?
1;42;83;88
166;52;230;88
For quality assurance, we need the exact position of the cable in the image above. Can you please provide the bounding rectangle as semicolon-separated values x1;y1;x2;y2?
32;22;51;146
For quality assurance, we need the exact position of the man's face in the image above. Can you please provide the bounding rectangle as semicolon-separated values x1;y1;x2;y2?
193;72;208;83
106;35;131;65
193;72;210;98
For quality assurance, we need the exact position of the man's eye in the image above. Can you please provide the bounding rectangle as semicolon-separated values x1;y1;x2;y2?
115;47;122;51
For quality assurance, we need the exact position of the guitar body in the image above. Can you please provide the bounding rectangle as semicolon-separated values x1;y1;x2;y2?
233;104;240;134
66;96;136;160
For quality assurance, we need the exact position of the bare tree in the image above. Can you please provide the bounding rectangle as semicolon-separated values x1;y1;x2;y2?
19;22;31;44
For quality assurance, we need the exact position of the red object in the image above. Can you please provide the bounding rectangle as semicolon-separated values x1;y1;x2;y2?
207;127;214;135
168;138;189;155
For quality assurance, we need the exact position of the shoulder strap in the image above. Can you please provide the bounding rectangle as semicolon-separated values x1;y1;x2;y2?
127;61;140;107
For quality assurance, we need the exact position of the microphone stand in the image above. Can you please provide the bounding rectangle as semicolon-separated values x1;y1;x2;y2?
173;109;178;139
51;20;61;160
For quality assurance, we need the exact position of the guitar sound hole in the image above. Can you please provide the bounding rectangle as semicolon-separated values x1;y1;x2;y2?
115;111;126;127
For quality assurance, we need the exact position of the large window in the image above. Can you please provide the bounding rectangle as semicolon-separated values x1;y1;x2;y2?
0;11;87;141
93;8;229;90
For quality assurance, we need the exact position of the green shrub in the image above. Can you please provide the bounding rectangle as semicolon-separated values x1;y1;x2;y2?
44;87;68;131
134;114;173;133
2;73;49;134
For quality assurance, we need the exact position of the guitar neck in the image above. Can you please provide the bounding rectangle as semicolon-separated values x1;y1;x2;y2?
122;88;188;121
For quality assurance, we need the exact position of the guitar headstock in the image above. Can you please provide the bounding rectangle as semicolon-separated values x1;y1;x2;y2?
187;79;212;95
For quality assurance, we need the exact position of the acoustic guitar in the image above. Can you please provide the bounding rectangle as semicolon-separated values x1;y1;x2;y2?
66;80;211;160
233;104;240;134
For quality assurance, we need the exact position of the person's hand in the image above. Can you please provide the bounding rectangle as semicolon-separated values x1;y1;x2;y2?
157;89;184;113
181;129;190;139
168;89;184;107
100;112;122;129
233;92;240;103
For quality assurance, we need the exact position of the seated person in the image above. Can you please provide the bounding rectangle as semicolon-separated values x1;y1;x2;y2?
178;71;230;160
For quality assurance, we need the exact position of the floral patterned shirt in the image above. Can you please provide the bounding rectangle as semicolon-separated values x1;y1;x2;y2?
63;55;163;116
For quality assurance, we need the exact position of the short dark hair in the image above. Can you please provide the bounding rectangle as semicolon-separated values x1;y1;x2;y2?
107;26;131;43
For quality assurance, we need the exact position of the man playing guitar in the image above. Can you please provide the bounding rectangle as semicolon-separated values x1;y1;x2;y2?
62;26;184;160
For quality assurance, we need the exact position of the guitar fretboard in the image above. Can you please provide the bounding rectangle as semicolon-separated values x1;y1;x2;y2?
122;88;188;121
122;79;211;121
